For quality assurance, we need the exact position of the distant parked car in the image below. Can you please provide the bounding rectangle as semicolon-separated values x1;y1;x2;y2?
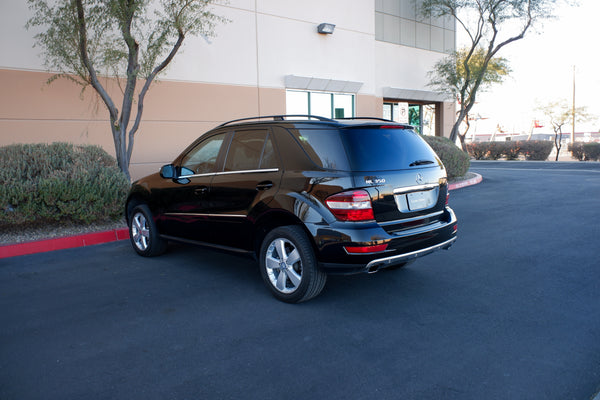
126;115;457;302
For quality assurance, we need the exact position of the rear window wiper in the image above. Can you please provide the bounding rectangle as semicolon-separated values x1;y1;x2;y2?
409;160;435;167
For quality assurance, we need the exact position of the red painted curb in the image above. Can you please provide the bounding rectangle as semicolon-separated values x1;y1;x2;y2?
449;173;482;191
0;228;129;259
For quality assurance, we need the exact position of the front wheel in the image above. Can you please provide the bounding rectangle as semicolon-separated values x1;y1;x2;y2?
128;204;167;257
259;226;327;303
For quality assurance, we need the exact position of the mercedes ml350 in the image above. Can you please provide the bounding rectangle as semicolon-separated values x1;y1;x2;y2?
126;115;457;302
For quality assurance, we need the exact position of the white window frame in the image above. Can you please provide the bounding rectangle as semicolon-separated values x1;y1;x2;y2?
286;90;355;119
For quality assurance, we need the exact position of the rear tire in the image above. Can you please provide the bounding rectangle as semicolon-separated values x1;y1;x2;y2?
128;204;167;257
259;225;327;303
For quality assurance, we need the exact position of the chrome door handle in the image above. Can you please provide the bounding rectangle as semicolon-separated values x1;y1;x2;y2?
194;186;209;195
256;181;273;190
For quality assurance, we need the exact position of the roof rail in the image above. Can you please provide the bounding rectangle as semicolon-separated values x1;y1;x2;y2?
218;114;336;127
335;117;395;123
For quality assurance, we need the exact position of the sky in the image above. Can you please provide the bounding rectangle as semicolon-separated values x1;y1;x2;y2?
457;0;600;136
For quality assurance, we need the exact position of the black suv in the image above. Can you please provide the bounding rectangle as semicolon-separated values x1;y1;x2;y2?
126;115;457;302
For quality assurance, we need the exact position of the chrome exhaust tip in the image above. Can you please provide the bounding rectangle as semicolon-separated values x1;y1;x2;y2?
367;265;380;274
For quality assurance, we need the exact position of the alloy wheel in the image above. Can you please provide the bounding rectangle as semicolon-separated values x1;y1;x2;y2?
264;238;303;294
131;211;150;252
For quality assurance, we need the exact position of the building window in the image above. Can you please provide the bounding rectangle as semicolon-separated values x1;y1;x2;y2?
384;101;437;136
375;0;455;53
383;102;409;123
286;90;355;118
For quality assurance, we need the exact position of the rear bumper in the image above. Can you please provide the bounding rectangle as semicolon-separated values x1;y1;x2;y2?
318;236;455;274
314;207;457;275
364;236;455;272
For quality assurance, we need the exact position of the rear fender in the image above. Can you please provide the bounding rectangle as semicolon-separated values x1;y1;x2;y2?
283;191;336;225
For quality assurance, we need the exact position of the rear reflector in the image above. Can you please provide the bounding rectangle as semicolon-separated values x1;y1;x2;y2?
325;190;374;221
345;244;388;254
380;125;412;129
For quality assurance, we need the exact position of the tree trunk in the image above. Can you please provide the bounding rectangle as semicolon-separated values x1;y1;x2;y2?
449;114;463;144
112;125;131;181
458;132;467;151
554;129;562;162
450;108;469;151
457;113;471;152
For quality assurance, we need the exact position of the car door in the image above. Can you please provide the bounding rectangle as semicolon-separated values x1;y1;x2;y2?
207;128;282;249
159;132;228;243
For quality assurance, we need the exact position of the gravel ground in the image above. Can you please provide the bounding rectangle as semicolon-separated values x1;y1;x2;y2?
0;219;127;245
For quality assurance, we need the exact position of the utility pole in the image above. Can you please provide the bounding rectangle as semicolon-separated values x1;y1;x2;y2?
571;65;576;144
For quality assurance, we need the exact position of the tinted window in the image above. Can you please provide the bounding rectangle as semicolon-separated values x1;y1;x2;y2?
224;130;278;171
181;133;225;175
342;128;440;171
260;135;278;169
290;129;350;170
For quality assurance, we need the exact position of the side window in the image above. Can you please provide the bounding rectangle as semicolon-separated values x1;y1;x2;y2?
180;133;226;176
260;134;278;169
225;130;279;172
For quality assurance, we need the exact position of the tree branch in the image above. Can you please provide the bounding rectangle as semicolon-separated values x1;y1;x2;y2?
127;30;186;161
118;0;140;137
489;0;533;58
74;0;118;126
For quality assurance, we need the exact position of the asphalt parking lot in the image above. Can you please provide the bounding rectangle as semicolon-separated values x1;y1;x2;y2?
1;161;599;400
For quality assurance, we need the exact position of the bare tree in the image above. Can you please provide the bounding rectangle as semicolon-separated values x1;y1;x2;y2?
428;46;510;149
422;0;567;148
536;100;591;161
27;0;226;180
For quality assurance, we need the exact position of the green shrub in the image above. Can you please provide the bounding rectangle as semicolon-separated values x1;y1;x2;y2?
517;141;553;161
502;142;521;160
583;143;600;161
569;143;585;161
465;142;488;160
487;142;506;160
0;142;129;228
467;140;553;161
422;135;470;179
569;142;600;161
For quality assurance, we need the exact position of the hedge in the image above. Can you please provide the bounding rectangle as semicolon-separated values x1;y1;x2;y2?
0;143;129;227
517;141;554;161
422;135;470;179
569;142;600;161
466;141;553;161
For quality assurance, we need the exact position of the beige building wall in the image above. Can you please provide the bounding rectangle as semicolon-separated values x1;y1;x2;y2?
0;69;292;180
0;68;385;180
0;0;454;181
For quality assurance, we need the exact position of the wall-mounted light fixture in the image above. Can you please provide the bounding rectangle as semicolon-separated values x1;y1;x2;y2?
317;23;336;34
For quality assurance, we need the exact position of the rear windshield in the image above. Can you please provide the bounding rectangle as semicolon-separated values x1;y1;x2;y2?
342;127;440;171
291;127;439;172
289;128;351;170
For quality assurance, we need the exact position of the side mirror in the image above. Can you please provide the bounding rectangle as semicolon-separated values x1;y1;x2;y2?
160;164;176;179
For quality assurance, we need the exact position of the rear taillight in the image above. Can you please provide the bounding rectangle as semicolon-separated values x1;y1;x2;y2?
344;244;388;254
446;191;450;205
325;190;374;222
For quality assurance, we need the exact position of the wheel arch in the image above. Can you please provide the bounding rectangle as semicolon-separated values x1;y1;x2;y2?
252;210;316;258
125;187;151;223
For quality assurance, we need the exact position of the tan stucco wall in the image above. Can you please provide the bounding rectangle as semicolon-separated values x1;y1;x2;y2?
356;94;383;118
1;69;384;180
436;101;456;139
